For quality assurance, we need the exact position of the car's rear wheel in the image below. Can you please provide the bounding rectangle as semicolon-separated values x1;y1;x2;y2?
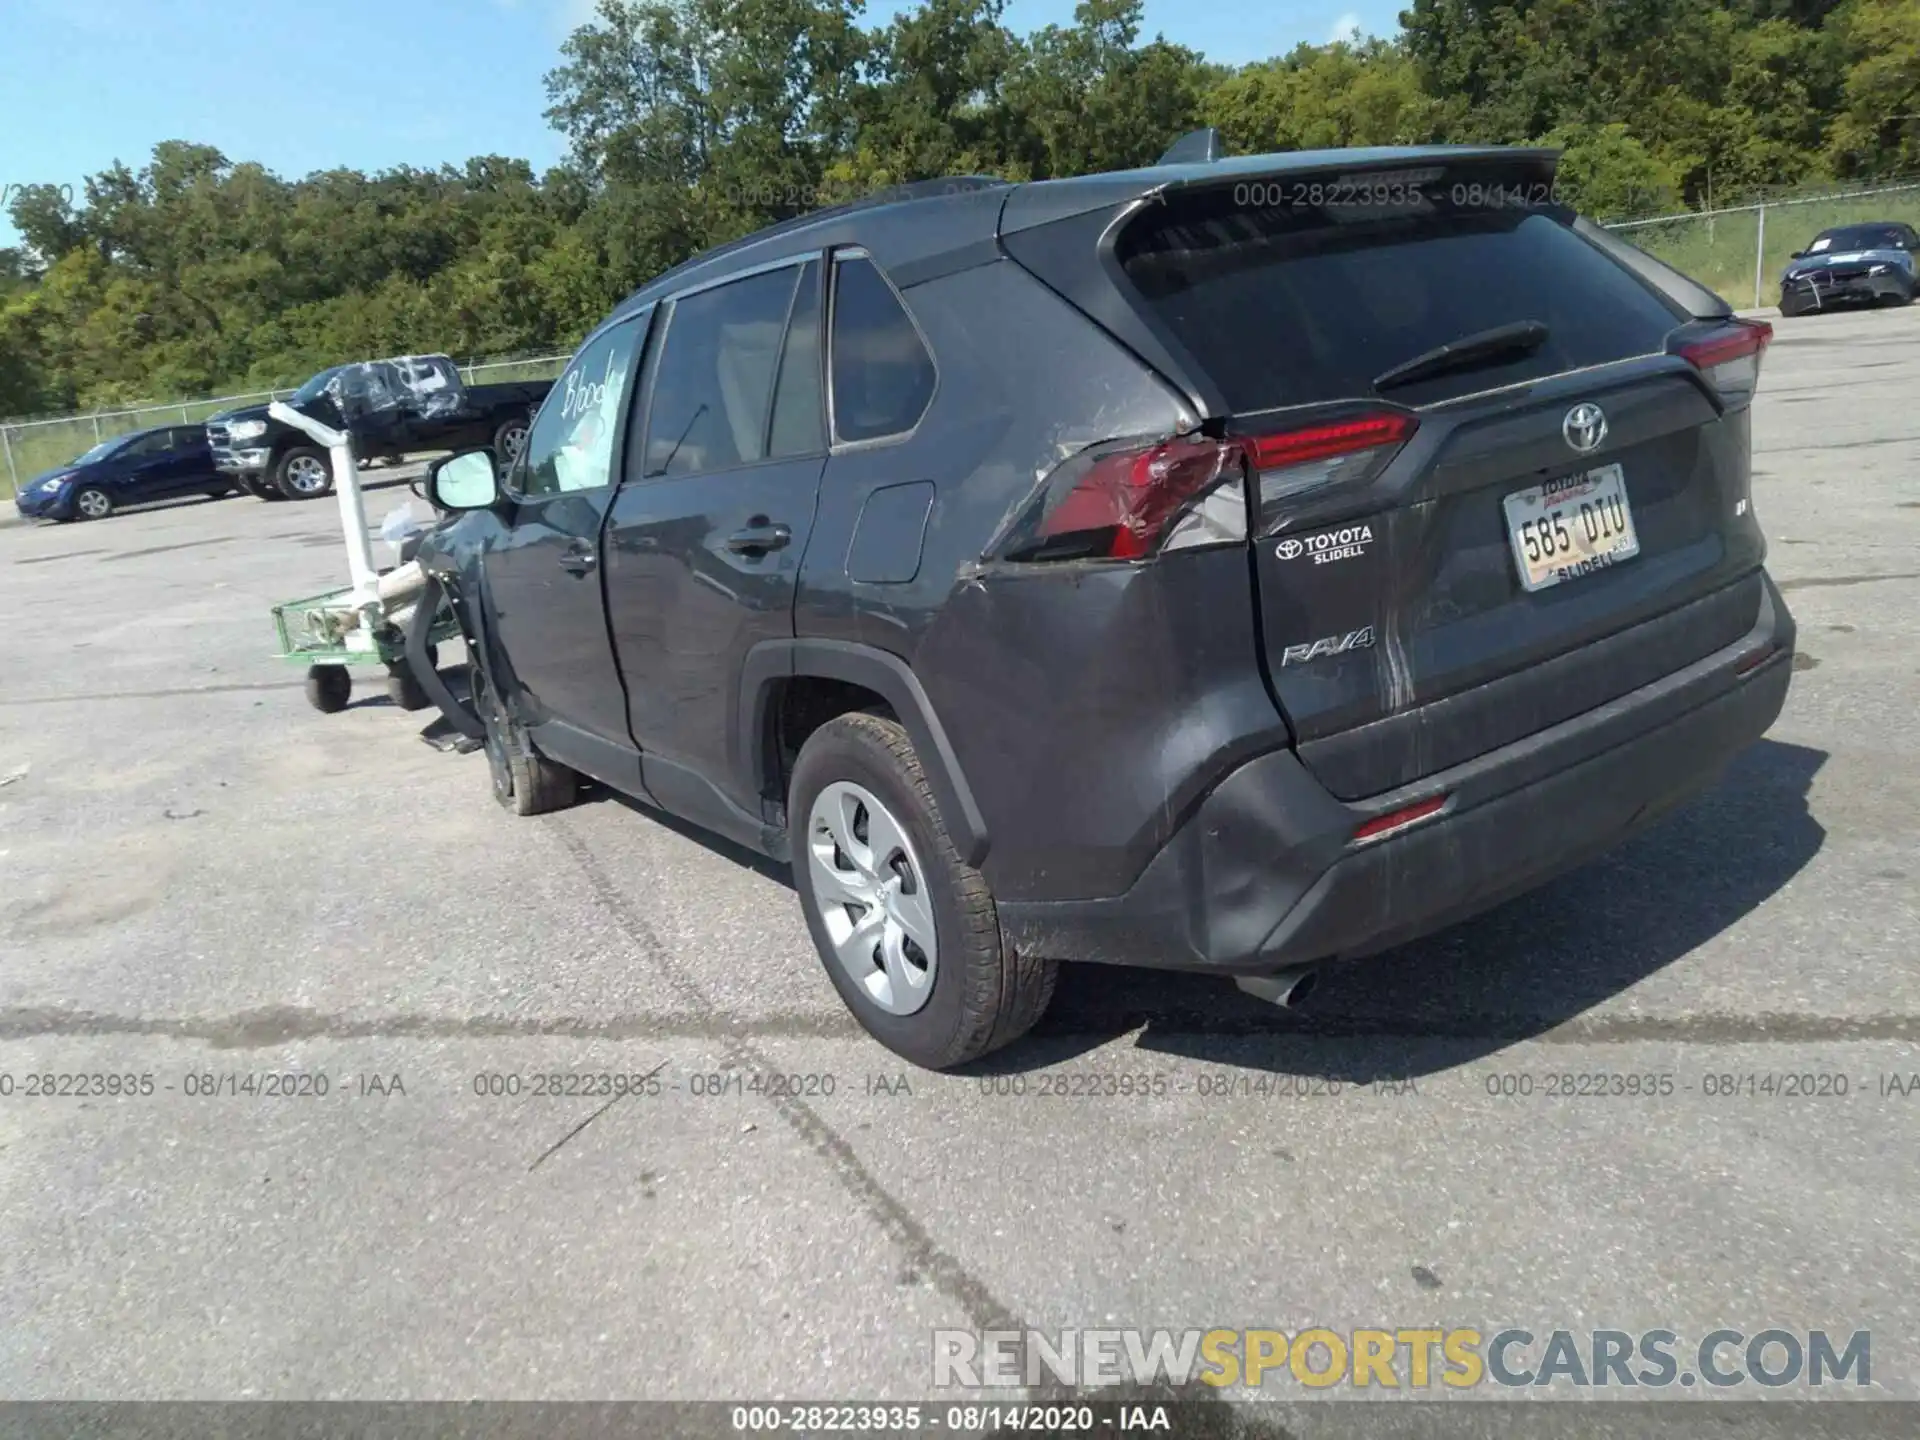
72;485;114;520
790;712;1055;1070
492;419;530;471
275;446;334;500
472;652;577;816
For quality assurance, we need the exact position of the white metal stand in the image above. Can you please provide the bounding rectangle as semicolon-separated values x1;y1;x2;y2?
268;402;379;607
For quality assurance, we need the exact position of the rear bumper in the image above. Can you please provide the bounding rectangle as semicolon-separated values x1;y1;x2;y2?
998;572;1795;974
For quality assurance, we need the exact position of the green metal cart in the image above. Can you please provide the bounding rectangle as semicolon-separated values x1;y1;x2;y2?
272;584;459;713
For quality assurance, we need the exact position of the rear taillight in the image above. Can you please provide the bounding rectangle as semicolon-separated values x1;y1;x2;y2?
992;433;1249;563
991;408;1417;565
1675;318;1771;408
1249;408;1418;512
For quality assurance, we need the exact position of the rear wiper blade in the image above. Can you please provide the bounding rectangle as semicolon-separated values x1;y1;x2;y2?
1372;320;1550;393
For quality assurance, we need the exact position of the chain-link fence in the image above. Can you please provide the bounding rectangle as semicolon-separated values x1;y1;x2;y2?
1606;175;1920;312
10;174;1920;498
0;353;570;498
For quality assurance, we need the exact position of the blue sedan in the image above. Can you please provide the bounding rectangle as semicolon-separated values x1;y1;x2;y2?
13;424;237;522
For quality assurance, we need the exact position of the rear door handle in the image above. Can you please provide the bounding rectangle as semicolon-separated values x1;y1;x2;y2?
559;543;598;575
724;523;792;556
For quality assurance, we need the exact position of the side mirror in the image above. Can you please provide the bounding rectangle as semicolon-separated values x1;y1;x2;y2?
427;449;503;511
1788;250;1806;260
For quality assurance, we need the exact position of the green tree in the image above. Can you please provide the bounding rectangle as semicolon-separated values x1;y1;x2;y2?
1208;39;1441;154
1542;122;1683;218
1827;0;1920;174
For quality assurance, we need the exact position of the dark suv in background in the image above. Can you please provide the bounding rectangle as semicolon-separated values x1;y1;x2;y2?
418;140;1795;1069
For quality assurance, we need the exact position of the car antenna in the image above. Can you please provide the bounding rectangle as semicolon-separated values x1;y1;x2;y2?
1156;128;1226;165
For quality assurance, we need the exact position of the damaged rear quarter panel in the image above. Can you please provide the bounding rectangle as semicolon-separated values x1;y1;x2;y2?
798;257;1293;904
916;551;1291;903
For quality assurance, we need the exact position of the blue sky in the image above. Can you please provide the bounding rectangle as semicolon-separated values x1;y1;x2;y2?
1;0;1404;247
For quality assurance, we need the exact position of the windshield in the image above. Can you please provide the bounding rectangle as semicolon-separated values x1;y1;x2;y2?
1807;226;1907;254
291;365;345;404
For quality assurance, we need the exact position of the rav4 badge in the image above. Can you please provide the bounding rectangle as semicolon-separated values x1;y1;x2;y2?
1280;626;1377;666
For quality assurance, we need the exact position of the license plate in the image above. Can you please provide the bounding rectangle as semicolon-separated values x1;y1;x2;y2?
1502;464;1641;593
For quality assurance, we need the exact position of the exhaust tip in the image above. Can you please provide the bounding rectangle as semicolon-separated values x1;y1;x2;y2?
1235;966;1319;1009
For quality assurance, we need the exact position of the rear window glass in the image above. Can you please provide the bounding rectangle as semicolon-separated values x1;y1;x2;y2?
1118;182;1684;411
830;257;935;443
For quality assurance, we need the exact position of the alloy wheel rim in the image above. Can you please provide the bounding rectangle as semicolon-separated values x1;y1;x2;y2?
77;491;109;518
502;425;528;460
287;455;329;494
806;780;937;1016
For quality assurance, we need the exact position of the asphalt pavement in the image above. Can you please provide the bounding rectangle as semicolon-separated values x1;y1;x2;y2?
0;310;1916;1422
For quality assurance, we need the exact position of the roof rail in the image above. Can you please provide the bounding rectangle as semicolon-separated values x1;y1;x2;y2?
631;175;1009;298
1156;128;1226;166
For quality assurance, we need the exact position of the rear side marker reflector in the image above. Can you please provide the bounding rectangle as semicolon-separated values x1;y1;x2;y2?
1735;643;1782;676
1352;794;1449;845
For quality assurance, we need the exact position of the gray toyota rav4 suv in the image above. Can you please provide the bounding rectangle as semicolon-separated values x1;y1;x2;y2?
415;139;1795;1069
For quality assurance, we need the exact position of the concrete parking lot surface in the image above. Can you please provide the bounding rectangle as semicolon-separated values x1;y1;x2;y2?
1;312;1917;1421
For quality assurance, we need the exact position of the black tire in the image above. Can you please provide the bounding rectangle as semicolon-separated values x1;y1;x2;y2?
386;662;432;712
71;485;115;521
492;417;530;471
790;712;1055;1070
274;446;334;501
237;473;279;500
305;664;351;713
472;653;576;816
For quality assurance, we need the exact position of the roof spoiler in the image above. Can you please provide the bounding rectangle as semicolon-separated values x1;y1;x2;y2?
1156;128;1225;166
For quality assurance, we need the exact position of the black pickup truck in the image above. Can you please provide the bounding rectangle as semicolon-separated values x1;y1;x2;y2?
207;354;553;500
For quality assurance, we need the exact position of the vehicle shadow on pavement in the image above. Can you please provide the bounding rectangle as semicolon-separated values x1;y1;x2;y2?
586;784;799;887
991;738;1829;1082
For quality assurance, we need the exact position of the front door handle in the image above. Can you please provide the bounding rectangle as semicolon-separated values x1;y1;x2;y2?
724;522;792;557
559;543;598;575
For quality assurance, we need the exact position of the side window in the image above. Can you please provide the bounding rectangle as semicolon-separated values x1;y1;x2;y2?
828;255;935;444
173;427;204;448
128;431;171;456
768;261;825;458
640;267;799;480
517;313;648;498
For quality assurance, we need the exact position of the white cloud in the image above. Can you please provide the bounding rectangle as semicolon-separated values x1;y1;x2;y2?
1329;11;1365;42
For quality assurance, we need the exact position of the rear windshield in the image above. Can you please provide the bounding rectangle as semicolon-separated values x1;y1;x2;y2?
1118;179;1684;411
